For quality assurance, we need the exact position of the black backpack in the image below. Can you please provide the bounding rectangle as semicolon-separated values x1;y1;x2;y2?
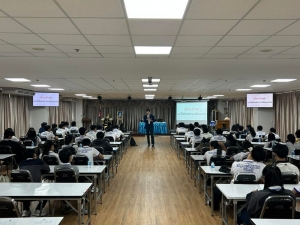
130;137;137;146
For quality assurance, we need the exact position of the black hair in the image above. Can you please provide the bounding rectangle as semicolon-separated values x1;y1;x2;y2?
59;148;72;163
246;125;252;129
268;133;276;141
82;138;91;146
79;127;85;135
146;109;150;112
52;123;57;128
188;124;195;131
22;149;35;160
272;144;289;158
97;125;102;130
203;127;209;133
238;126;244;131
226;134;237;146
4;129;14;139
90;125;97;131
287;134;296;144
41;122;47;127
257;125;263;131
106;126;113;132
44;125;50;131
97;131;105;139
58;124;63;129
194;129;200;136
71;121;76;126
231;124;239;132
242;141;253;152
178;122;185;128
249;127;256;138
295;130;300;138
64;134;74;145
64;121;69;126
113;125;119;129
270;127;276;133
210;141;222;155
262;165;284;189
216;128;223;135
26;128;38;144
251;146;266;162
42;140;54;158
194;122;199;127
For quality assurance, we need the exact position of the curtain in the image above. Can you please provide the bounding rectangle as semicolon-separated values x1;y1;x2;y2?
48;101;76;125
83;100;176;132
0;94;30;138
274;92;300;139
228;99;253;127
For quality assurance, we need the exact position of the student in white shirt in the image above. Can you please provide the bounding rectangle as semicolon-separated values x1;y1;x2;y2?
185;124;195;141
75;127;88;144
264;133;277;148
55;123;67;138
41;125;57;141
96;125;104;133
39;140;61;164
231;141;253;161
246;128;256;142
105;126;117;141
201;127;213;140
210;129;226;142
113;125;123;141
189;128;202;148
203;141;226;165
194;122;202;133
264;127;280;141
0;128;19;142
86;125;97;141
273;143;300;176
76;138;104;164
231;146;266;182
69;121;79;134
286;134;300;155
176;122;187;134
256;125;266;137
63;121;70;133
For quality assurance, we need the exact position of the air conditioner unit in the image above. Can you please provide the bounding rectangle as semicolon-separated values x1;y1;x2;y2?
1;88;35;96
62;97;77;102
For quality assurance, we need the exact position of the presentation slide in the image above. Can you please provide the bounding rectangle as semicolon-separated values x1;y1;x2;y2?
247;93;273;108
176;102;208;124
33;92;59;107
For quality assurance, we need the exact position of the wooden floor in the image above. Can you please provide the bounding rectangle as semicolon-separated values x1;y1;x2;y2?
61;136;221;225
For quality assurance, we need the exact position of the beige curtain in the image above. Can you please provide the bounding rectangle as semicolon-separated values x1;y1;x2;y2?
274;91;300;139
228;99;253;127
48;101;76;125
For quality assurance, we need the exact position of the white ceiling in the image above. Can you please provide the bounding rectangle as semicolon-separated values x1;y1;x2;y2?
0;0;300;100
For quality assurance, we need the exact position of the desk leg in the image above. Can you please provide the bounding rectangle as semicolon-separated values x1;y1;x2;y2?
107;159;110;186
112;156;115;178
11;156;13;170
199;166;202;194
233;200;237;225
102;171;105;194
211;175;214;216
93;175;97;214
77;199;81;225
204;173;206;201
221;194;224;225
88;189;91;225
185;150;187;168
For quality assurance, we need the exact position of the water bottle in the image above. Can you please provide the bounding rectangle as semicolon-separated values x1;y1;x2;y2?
31;141;34;147
88;160;92;168
211;162;215;171
292;149;295;157
258;138;261;143
239;134;241;139
79;143;82;148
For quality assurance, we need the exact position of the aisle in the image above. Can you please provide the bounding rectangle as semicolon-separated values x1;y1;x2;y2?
63;136;221;225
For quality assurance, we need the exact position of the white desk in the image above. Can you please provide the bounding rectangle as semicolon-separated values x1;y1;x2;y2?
251;219;300;225
184;148;199;171
112;147;120;172
94;155;113;185
0;183;92;225
171;135;184;149
175;138;186;158
288;155;300;161
25;146;38;149
110;142;123;160
180;142;191;160
217;184;295;225
236;139;245;142
190;155;206;188
251;142;267;146
0;217;64;225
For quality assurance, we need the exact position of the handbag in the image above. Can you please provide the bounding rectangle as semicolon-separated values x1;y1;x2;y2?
219;165;231;174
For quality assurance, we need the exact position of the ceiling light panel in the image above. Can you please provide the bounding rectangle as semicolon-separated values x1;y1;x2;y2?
48;88;65;90
144;89;157;91
143;84;158;88
250;85;270;87
236;89;252;91
135;46;172;55
83;96;92;98
142;79;161;82
213;95;224;97
5;78;31;82
31;84;50;87
75;94;86;96
124;0;189;19
271;79;296;83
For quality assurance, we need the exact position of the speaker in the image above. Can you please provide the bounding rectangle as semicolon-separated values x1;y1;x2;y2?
98;95;102;101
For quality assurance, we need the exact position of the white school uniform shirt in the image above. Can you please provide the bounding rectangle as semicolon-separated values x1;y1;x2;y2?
232;152;250;161
201;132;213;139
210;135;226;142
203;149;226;165
86;131;97;141
0;135;19;142
265;133;280;141
61;144;79;154
276;162;300;176
176;127;187;134
231;159;266;181
69;126;79;133
40;131;55;140
55;128;66;138
245;134;254;142
75;135;89;144
39;151;62;164
256;131;266;136
185;131;194;141
76;146;100;164
105;131;117;141
190;135;202;148
113;129;123;140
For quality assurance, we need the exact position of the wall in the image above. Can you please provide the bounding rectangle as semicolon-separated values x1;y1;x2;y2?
29;106;49;131
253;107;274;132
217;100;228;120
75;99;83;127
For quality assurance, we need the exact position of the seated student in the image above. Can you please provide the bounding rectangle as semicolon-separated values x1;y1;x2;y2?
63;121;70;131
273;143;299;176
286;134;300;154
0;129;24;164
256;125;266;137
185;124;195;141
176;122;187;134
38;122;47;134
112;125;123;141
69;121;79;133
201;127;213;139
92;131;113;154
245;128;256;142
56;123;67;138
264;127;280;141
19;149;50;217
245;124;252;133
25;128;41;146
189;128;202;148
236;125;246;138
75;127;88;144
223;134;240;149
0;128;19;142
105;126;117;142
39;140;61;164
51;123;58;135
264;133;277;148
77;138;104;164
120;123;127;132
239;166;295;225
203;141;226;165
210;128;226;142
86;125;97;141
231;146;266;182
231;141;253;161
41;125;57;141
194;122;201;132
61;134;78;154
96;125;104;133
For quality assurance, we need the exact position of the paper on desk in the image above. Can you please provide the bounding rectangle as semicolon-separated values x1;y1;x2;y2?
0;218;60;225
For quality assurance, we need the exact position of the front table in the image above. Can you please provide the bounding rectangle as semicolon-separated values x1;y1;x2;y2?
138;122;167;134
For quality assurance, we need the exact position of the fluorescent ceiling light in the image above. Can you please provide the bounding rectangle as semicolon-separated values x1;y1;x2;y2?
135;46;172;55
48;88;64;91
144;89;157;91
250;85;270;88
205;96;217;99
83;96;92;98
145;95;155;97
75;94;86;96
5;78;31;82
31;84;50;87
146;97;154;99
143;84;158;88
236;89;252;91
213;95;224;97
88;97;97;99
142;79;161;82
271;79;296;83
124;0;189;19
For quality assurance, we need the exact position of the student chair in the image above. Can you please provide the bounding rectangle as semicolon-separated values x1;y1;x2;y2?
20;136;26;142
73;155;89;165
0;145;17;173
94;146;105;155
226;146;239;156
40;136;47;142
0;197;21;218
295;149;300;155
10;169;33;182
240;134;247;139
281;172;299;184
54;167;78;183
209;156;226;166
105;136;115;142
43;155;59;165
178;132;185;135
201;147;210;155
259;195;295;219
23;140;33;146
55;134;63;138
234;172;257;184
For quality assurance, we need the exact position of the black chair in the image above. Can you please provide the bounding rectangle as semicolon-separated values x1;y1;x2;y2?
226;146;239;156
73;155;89;165
20;136;26;142
0;145;16;173
259;195;295;219
70;130;78;134
295;149;300;155
234;172;257;184
105;136;115;142
10;169;33;182
54;167;78;183
240;134;247;139
276;139;281;142
55;134;63;138
40;136;47;141
194;142;202;148
281;172;299;184
43;155;59;165
94;146;105;155
202;147;210;155
0;197;21;218
178;132;185;135
209;156;226;166
23;140;33;146
252;138;261;143
104;139;110;144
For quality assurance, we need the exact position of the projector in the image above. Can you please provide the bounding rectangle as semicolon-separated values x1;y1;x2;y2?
198;96;203;101
168;96;172;100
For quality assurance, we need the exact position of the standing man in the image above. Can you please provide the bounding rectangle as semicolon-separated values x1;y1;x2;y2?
144;109;155;147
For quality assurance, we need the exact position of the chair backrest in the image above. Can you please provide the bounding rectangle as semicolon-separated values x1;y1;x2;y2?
260;195;295;219
202;147;210;155
281;172;299;184
20;136;26;142
23;140;33;146
43;155;59;165
295;149;300;155
10;169;33;182
234;172;257;184
178;132;185;135
70;129;78;134
0;145;12;154
55;134;63;138
106;136;115;142
194;142;201;148
209;155;226;166
94;146;105;154
252;138;261;143
54;167;78;183
241;134;247;139
276;139;281;142
226;146;239;156
73;155;89;165
0;197;21;218
40;136;47;141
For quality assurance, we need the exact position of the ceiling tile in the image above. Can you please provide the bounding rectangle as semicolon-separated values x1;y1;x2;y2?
73;19;128;35
172;47;211;54
0;33;48;44
237;54;271;59
102;54;135;58
67;53;101;58
0;11;7;17
277;21;300;35
57;0;125;18
0;52;33;57
175;36;222;46
217;36;269;46
38;34;90;45
208;47;250;54
16;18;79;34
32;53;68;57
132;36;176;46
180;20;238;35
0;0;65;17
86;35;131;46
187;0;257;19
129;20;181;35
244;47;290;55
15;45;61;53
271;54;300;59
0;45;26;53
278;47;300;54
95;46;134;54
246;0;300;19
170;54;203;59
258;36;300;46
228;20;295;35
0;18;30;33
55;45;98;53
203;54;238;59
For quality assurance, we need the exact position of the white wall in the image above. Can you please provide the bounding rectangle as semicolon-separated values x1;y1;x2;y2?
253;107;274;132
29;106;49;131
75;99;83;127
